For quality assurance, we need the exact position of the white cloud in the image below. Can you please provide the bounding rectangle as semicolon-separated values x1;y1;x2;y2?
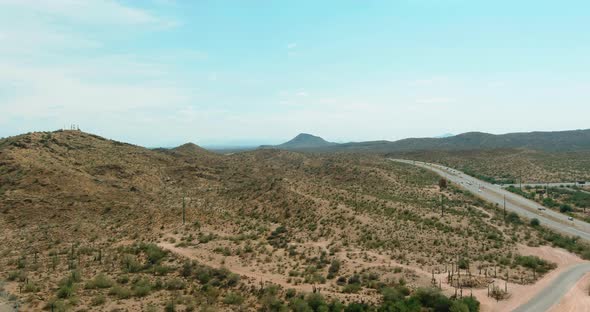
0;0;169;26
0;0;192;143
287;42;297;49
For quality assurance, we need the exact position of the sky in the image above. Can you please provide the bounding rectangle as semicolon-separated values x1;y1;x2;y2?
1;0;589;147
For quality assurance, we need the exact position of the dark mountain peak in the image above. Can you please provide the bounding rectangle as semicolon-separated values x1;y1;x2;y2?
261;133;338;150
288;133;327;143
171;142;210;155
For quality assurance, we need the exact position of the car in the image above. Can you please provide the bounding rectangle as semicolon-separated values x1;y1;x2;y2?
568;216;574;221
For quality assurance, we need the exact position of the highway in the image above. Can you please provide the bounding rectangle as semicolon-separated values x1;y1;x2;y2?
390;159;590;241
512;263;590;312
391;159;590;311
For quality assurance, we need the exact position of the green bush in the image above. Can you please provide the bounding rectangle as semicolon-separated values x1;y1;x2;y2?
85;273;113;289
90;294;106;306
109;285;132;299
327;260;341;279
223;291;244;305
165;277;186;290
132;278;152;297
122;255;142;273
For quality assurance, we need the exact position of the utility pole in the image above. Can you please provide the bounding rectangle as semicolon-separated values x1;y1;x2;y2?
182;196;186;225
503;195;506;221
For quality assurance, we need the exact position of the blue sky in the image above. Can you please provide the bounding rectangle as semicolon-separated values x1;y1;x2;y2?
1;0;589;147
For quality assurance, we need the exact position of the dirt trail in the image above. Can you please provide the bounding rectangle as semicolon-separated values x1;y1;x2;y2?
473;245;587;312
160;237;587;311
157;241;379;303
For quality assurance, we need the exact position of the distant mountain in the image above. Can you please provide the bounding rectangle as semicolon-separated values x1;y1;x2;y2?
260;133;338;150
434;133;455;138
170;142;210;155
268;129;590;153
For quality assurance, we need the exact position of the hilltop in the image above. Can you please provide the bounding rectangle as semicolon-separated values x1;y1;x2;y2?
260;133;337;150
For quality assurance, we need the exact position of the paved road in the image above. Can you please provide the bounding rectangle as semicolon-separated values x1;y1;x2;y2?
391;159;590;311
390;159;590;241
512;263;590;312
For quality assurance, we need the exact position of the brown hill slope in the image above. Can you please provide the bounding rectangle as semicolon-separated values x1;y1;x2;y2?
0;130;582;311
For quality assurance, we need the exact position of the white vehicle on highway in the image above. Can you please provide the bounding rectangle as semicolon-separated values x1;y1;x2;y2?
568;216;574;221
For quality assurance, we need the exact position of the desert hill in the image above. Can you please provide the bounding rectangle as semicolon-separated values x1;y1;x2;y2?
169;142;212;156
260;133;337;150
0;129;583;311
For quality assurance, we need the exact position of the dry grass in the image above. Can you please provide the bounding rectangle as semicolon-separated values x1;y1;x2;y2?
0;131;569;310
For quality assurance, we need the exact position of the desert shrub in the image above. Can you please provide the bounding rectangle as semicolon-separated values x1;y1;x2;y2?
457;296;480;312
165;277;186;290
381;285;410;304
164;301;176;312
226;273;240;287
117;275;130;284
559;204;573;213
530;218;540;227
56;281;75;299
457;258;469;270
109;285;132;299
411;288;452;311
342;283;361;294
122;255;142;273
90;294;106;306
152;264;174;275
268;225;289;248
506;212;522;224
327;260;341;279
514;255;555;274
142;243;167;264
7;270;26;282
223;291;244;305
306;293;328;311
85;273;113;289
181;261;193;277
23;282;40;293
450;301;469;312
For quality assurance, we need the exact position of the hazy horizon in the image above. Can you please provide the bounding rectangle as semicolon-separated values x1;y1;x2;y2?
2;0;589;146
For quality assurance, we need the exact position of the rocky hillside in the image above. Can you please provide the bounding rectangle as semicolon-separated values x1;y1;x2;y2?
271;129;590;153
0;130;577;311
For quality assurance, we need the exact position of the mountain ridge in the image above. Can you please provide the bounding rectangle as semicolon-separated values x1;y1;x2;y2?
266;129;590;153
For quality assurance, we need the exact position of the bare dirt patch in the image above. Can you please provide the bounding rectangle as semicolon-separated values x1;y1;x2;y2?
472;245;586;312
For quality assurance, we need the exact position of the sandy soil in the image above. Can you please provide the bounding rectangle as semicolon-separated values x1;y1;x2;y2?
548;272;590;312
473;245;586;312
157;240;380;304
159;235;588;311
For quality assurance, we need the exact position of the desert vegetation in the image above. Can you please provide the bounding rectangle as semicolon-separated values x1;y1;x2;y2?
394;149;590;183
505;185;590;223
2;131;588;310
